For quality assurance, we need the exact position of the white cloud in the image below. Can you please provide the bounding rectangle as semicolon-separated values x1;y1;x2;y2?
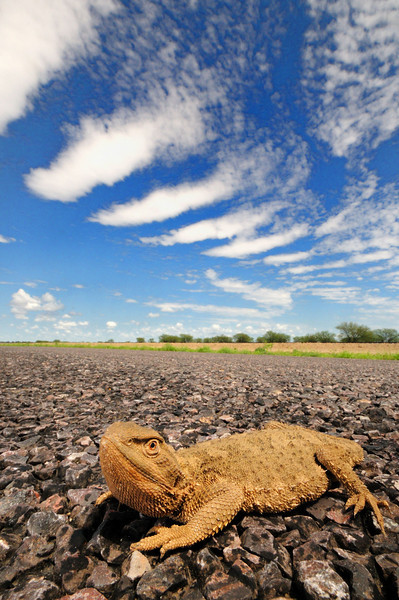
204;224;309;259
126;298;137;303
205;269;292;309
263;251;312;265
140;202;285;246
148;301;264;319
287;250;394;275
0;0;117;134
0;234;16;243
303;1;399;156
89;167;234;226
106;320;117;328
148;312;159;318
25;89;205;202
73;284;84;289
10;288;64;319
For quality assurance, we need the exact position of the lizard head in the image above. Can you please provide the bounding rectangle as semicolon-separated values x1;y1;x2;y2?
99;421;185;518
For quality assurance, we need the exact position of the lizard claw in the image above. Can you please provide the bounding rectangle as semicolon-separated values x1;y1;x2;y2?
346;492;388;534
95;490;113;506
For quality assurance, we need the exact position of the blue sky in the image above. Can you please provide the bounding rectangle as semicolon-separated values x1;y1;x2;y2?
1;0;399;342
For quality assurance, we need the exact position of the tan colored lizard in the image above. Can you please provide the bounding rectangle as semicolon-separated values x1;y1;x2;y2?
96;420;388;555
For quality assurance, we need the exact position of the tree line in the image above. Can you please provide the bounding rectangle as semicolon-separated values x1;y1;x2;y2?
154;322;399;344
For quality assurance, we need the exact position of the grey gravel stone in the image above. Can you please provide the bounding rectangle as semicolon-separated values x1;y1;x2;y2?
0;346;398;600
295;559;350;600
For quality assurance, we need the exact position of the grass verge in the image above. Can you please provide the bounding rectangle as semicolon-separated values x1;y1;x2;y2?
1;342;399;360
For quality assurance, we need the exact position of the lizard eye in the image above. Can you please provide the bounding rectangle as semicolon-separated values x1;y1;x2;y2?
144;439;160;457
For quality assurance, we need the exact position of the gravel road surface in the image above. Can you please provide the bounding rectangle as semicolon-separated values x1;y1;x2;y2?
0;347;398;600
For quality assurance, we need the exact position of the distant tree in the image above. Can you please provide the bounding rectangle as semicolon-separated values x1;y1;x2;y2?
336;322;375;343
148;338;155;343
105;338;115;343
53;339;61;344
179;334;193;342
233;333;253;343
372;328;399;343
194;338;203;343
136;337;145;343
294;331;336;342
258;330;290;343
159;334;180;343
212;335;233;343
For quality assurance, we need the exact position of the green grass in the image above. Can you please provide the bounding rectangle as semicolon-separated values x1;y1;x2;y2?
1;342;398;360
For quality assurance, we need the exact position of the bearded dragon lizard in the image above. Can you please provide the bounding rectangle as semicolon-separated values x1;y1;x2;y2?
96;420;387;555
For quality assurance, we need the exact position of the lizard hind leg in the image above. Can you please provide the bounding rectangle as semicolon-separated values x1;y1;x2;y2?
316;446;388;534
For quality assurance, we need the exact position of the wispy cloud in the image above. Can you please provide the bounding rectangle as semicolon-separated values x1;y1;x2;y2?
287;250;394;275
0;0;117;134
89;166;234;226
204;224;309;259
10;288;63;319
315;181;399;253
26;88;205;202
206;269;292;309
140;202;285;246
303;1;399;156
263;251;312;265
148;301;264;319
0;235;16;243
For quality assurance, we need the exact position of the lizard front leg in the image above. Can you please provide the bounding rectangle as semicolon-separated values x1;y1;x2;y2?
316;447;388;534
131;484;244;556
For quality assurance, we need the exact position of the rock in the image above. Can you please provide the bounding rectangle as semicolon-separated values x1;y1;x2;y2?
327;524;370;553
293;539;328;565
295;559;350;600
27;511;67;538
86;561;118;595
54;525;93;594
181;589;206;600
39;494;67;514
203;570;253;600
335;558;384;600
306;496;340;523
0;535;54;585
58;589;109;600
67;487;102;507
124;550;152;582
64;465;92;489
222;545;262;567
285;515;320;537
0;532;22;561
4;577;60;600
69;504;100;530
0;487;40;527
257;561;291;600
374;552;399;580
195;547;224;580
135;555;188;600
241;524;277;560
228;558;256;590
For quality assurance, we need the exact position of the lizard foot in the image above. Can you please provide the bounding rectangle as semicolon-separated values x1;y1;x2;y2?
131;524;194;557
345;492;388;534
